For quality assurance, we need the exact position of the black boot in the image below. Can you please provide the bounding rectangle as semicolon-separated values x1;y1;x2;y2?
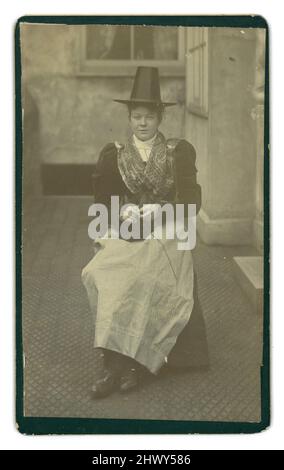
91;348;118;399
91;368;118;399
118;355;140;393
119;366;139;393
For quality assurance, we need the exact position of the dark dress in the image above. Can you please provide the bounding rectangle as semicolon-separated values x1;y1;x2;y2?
84;137;209;371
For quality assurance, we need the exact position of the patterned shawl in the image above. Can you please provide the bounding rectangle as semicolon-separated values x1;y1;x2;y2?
117;131;174;202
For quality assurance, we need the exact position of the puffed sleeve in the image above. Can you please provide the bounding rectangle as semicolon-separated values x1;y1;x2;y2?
92;143;120;207
174;140;201;215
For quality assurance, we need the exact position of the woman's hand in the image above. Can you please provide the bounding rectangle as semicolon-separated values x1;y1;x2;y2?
120;203;160;226
139;204;160;220
120;204;141;223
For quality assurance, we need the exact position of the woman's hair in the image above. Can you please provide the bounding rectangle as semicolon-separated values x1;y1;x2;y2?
128;103;164;122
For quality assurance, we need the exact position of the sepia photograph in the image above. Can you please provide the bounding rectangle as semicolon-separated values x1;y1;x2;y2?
16;16;269;434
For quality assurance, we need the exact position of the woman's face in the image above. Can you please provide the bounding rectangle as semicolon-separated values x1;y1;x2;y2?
129;105;161;141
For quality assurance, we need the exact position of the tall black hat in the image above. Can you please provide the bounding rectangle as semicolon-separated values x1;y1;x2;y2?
114;66;176;107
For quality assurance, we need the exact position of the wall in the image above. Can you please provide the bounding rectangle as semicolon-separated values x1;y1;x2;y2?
186;28;261;245
208;28;256;220
252;29;266;252
21;24;185;170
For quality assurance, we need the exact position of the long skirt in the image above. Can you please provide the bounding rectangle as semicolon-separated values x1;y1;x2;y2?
82;231;195;375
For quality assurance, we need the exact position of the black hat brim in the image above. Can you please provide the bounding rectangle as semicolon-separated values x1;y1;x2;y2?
113;99;177;107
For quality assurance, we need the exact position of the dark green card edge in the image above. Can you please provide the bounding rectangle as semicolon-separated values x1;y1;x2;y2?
15;14;270;435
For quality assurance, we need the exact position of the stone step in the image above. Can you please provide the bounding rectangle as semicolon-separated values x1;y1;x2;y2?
232;256;263;314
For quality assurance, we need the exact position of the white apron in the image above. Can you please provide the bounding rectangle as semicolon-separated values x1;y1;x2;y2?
82;228;194;374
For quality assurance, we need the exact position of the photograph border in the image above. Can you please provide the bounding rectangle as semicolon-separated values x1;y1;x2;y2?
15;14;270;435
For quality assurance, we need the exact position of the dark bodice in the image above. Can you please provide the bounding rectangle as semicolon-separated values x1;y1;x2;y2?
92;138;201;215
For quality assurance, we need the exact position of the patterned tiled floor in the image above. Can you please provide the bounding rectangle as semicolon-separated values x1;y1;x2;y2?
22;197;263;422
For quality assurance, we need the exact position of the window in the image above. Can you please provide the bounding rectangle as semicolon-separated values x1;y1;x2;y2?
77;25;185;76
